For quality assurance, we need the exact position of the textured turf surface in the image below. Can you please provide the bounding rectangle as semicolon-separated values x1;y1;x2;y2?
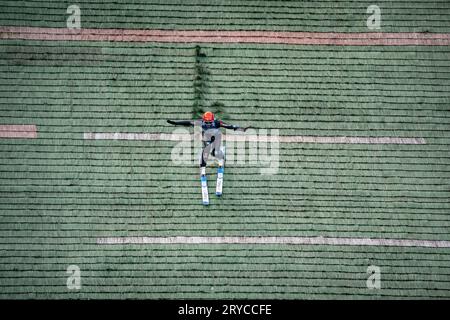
0;1;449;299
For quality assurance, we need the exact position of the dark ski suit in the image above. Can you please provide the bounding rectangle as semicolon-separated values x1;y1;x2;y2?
167;119;243;167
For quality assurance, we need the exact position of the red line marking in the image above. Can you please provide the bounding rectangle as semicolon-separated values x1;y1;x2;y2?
1;27;449;45
0;125;37;138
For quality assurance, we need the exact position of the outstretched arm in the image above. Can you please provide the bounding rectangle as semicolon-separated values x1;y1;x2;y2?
167;120;195;127
219;121;252;132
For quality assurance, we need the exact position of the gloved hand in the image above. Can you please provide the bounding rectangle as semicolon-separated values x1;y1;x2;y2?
234;126;252;132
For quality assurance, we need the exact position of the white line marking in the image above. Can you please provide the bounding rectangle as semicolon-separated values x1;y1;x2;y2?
84;132;426;144
96;236;450;248
84;132;180;141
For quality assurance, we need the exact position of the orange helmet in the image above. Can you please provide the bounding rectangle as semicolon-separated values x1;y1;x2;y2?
202;111;214;122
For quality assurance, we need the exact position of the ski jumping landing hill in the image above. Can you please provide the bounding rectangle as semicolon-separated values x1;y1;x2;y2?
0;0;449;299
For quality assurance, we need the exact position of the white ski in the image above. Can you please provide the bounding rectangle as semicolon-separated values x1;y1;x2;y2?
216;146;225;196
201;174;209;205
216;167;224;196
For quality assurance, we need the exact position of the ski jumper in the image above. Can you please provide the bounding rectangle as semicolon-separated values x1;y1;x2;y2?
168;113;250;205
167;118;243;167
